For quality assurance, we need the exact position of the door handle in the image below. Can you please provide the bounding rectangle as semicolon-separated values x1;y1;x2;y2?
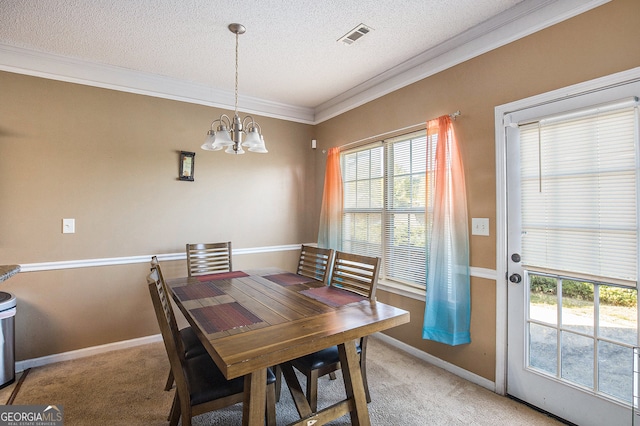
509;273;522;284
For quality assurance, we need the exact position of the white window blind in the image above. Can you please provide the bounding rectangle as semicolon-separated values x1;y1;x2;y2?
384;133;428;285
342;130;429;287
519;100;639;286
342;146;384;258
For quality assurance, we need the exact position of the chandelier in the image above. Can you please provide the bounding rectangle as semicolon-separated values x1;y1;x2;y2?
201;23;267;154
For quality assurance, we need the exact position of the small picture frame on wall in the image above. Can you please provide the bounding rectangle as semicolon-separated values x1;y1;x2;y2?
179;151;195;181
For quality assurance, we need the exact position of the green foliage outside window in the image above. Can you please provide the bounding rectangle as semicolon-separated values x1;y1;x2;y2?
530;275;636;307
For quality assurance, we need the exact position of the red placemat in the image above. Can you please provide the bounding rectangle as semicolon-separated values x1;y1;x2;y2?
173;282;225;301
195;271;249;282
299;286;366;307
264;272;316;286
190;302;262;334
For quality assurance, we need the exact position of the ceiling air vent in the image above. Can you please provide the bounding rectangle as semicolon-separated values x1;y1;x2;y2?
338;24;373;45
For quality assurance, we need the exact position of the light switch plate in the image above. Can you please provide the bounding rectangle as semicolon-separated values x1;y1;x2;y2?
471;218;489;236
62;218;75;234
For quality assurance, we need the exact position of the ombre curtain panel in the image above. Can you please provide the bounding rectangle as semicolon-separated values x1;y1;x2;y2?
422;116;471;346
317;147;343;250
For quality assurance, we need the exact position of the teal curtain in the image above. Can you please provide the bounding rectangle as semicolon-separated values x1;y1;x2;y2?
422;116;471;346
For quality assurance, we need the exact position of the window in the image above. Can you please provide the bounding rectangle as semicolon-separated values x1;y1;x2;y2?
342;130;430;288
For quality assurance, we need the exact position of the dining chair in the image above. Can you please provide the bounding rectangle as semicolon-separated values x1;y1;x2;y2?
186;241;232;277
147;264;277;426
290;251;381;412
150;257;207;392
273;244;336;400
296;244;334;284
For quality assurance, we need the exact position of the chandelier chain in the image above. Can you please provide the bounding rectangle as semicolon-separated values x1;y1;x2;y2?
234;32;239;115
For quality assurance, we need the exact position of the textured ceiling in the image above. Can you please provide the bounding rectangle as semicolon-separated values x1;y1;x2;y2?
0;0;607;123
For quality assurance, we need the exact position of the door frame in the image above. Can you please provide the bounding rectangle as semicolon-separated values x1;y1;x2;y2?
494;66;640;396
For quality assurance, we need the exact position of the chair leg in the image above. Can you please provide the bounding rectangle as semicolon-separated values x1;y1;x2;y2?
165;369;174;391
274;365;282;402
306;370;320;413
266;382;277;426
167;389;177;421
361;363;371;404
359;336;371;403
168;393;181;426
179;397;192;426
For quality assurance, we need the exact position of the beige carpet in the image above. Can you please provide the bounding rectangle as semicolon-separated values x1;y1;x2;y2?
0;336;563;425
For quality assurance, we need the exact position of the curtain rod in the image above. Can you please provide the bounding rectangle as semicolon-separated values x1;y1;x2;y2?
338;110;461;151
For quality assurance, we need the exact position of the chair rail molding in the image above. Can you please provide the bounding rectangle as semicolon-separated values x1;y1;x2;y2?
17;244;304;273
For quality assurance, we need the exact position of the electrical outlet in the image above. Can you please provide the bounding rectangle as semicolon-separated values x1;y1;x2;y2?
62;218;75;234
471;218;489;236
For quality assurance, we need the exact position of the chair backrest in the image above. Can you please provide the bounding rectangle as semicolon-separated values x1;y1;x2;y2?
147;262;191;395
147;261;185;368
186;242;232;277
297;245;334;284
150;256;170;310
329;251;381;300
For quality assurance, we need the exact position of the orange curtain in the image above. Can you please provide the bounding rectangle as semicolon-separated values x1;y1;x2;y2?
317;147;343;250
422;115;471;346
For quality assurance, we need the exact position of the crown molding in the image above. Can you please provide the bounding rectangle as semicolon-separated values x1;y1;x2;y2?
0;0;609;125
313;0;610;123
0;44;316;124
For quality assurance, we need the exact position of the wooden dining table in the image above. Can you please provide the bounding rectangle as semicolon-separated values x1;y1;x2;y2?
165;267;410;426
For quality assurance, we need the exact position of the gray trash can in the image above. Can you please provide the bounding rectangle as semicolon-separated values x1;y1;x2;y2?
0;292;16;388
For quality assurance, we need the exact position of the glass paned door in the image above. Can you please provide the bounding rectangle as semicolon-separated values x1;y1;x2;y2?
505;85;640;426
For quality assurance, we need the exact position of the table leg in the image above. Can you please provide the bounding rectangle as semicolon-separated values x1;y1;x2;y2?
280;362;313;418
338;340;371;426
242;368;267;426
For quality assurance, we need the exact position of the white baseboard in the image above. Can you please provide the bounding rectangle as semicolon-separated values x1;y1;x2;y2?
374;332;496;392
15;334;163;372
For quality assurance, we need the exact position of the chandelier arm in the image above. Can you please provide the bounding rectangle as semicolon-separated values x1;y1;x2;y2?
242;115;256;131
209;118;220;129
220;114;232;127
248;121;262;134
210;114;232;130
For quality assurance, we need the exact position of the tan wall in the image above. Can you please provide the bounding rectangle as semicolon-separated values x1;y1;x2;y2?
315;0;640;381
378;277;496;377
0;72;315;360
